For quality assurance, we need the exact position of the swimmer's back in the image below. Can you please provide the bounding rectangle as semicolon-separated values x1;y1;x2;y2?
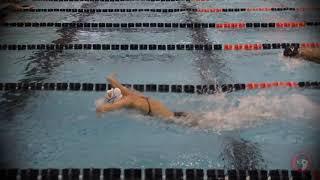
129;95;174;118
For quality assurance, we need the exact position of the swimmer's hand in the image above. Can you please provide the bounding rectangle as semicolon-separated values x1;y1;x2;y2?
106;73;117;81
96;105;105;113
15;5;35;10
95;106;105;118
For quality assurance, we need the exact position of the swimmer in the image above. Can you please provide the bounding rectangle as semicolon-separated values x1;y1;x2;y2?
0;0;35;22
0;0;35;11
283;45;320;64
96;74;189;119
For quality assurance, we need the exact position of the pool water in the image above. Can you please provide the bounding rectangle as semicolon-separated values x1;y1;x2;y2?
0;0;319;169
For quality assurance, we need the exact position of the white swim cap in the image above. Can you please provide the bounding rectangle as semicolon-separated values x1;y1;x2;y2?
105;88;122;103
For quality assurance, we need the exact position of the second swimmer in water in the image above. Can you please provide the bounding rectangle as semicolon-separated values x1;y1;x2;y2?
96;74;189;119
0;0;35;22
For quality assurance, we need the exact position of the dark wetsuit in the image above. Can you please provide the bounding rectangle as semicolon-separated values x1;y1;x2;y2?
144;97;187;118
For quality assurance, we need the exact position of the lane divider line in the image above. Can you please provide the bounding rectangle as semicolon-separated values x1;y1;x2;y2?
0;81;318;94
2;22;319;29
16;7;320;13
31;0;208;2
0;42;318;51
1;168;315;180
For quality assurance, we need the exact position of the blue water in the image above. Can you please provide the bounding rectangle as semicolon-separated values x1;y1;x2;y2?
0;0;319;169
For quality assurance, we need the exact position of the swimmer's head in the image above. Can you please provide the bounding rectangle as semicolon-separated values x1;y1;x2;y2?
283;46;299;57
105;88;122;103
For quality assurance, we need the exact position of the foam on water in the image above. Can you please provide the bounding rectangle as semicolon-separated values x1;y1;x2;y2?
278;53;306;70
171;91;320;131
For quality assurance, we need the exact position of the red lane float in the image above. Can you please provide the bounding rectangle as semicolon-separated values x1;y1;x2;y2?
213;22;306;29
196;8;223;12
300;42;320;48
224;43;262;50
196;7;320;12
224;42;320;51
216;23;246;29
275;22;305;28
246;81;298;90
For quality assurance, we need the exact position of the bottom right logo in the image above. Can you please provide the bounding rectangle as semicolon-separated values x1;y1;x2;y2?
291;152;312;172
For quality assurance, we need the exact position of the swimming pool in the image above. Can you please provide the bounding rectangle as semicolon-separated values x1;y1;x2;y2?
0;0;319;170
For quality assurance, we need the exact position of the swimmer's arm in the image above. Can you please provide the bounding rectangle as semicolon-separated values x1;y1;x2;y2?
106;75;131;96
96;98;129;113
20;5;35;10
106;74;146;97
7;3;35;11
300;48;320;63
0;3;18;10
0;3;11;10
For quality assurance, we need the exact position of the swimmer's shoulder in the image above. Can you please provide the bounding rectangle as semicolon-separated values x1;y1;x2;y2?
120;95;135;106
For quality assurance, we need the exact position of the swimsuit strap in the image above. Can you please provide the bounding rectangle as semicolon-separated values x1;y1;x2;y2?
144;97;152;115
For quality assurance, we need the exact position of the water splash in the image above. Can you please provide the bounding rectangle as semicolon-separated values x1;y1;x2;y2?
171;92;320;131
279;52;306;70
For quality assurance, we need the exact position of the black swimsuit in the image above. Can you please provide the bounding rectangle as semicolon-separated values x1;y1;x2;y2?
144;97;152;115
143;96;187;117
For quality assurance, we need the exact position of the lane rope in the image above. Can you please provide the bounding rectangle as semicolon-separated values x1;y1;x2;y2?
0;81;319;94
16;7;320;13
0;168;315;180
2;22;319;29
31;0;208;1
0;42;319;51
